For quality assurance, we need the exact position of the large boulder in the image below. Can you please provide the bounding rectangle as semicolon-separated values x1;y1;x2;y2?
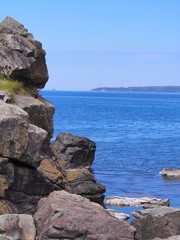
34;190;135;240
51;132;96;169
0;214;36;240
50;132;106;205
0;16;48;89
15;95;55;140
131;206;180;240
0;100;29;159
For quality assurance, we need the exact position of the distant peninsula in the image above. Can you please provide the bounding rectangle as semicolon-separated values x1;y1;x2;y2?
92;86;180;93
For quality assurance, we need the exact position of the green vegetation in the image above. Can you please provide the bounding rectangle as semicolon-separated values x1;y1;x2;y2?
0;74;38;101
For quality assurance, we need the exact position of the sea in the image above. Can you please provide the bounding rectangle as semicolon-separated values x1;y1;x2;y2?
41;90;180;217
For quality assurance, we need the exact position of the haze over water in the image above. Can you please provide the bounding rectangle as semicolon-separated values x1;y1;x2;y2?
42;90;180;213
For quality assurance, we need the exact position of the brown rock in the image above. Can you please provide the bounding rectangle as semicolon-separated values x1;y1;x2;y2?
34;190;135;240
0;16;48;89
0;177;8;197
0;200;18;214
37;157;64;185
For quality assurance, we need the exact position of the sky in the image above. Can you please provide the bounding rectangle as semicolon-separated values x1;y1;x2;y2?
1;0;180;90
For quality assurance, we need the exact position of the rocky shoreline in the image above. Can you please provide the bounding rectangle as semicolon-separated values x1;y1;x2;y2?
0;16;179;240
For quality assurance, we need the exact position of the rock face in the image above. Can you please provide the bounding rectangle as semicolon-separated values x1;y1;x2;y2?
0;100;29;159
159;168;180;179
0;16;48;89
34;190;135;240
105;196;170;208
131;206;180;240
0;97;105;213
20;124;47;168
15;95;55;140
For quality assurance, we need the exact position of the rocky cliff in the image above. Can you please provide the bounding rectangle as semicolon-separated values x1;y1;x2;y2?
0;17;106;215
0;17;136;240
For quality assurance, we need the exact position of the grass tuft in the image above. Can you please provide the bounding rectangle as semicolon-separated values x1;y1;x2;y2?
0;74;38;101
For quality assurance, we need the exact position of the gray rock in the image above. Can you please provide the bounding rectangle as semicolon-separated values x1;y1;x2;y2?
159;168;180;179
132;206;180;218
34;190;135;240
15;94;55;140
20;124;47;168
50;132;96;169
0;235;13;240
0;90;11;103
153;236;180;240
0;16;48;89
0;214;36;240
107;209;130;221
105;196;170;207
0;100;29;159
131;206;180;240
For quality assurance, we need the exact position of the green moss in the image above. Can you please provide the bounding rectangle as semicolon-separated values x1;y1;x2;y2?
0;74;38;101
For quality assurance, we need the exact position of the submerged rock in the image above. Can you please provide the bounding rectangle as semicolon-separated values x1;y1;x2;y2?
131;206;180;240
34;190;135;240
159;168;180;179
0;16;48;88
105;196;170;207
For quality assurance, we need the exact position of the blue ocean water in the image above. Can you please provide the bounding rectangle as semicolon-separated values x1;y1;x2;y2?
41;90;180;212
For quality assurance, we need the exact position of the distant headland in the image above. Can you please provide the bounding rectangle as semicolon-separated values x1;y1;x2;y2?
92;86;180;93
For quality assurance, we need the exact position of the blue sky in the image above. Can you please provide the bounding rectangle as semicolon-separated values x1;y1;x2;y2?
1;0;180;90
